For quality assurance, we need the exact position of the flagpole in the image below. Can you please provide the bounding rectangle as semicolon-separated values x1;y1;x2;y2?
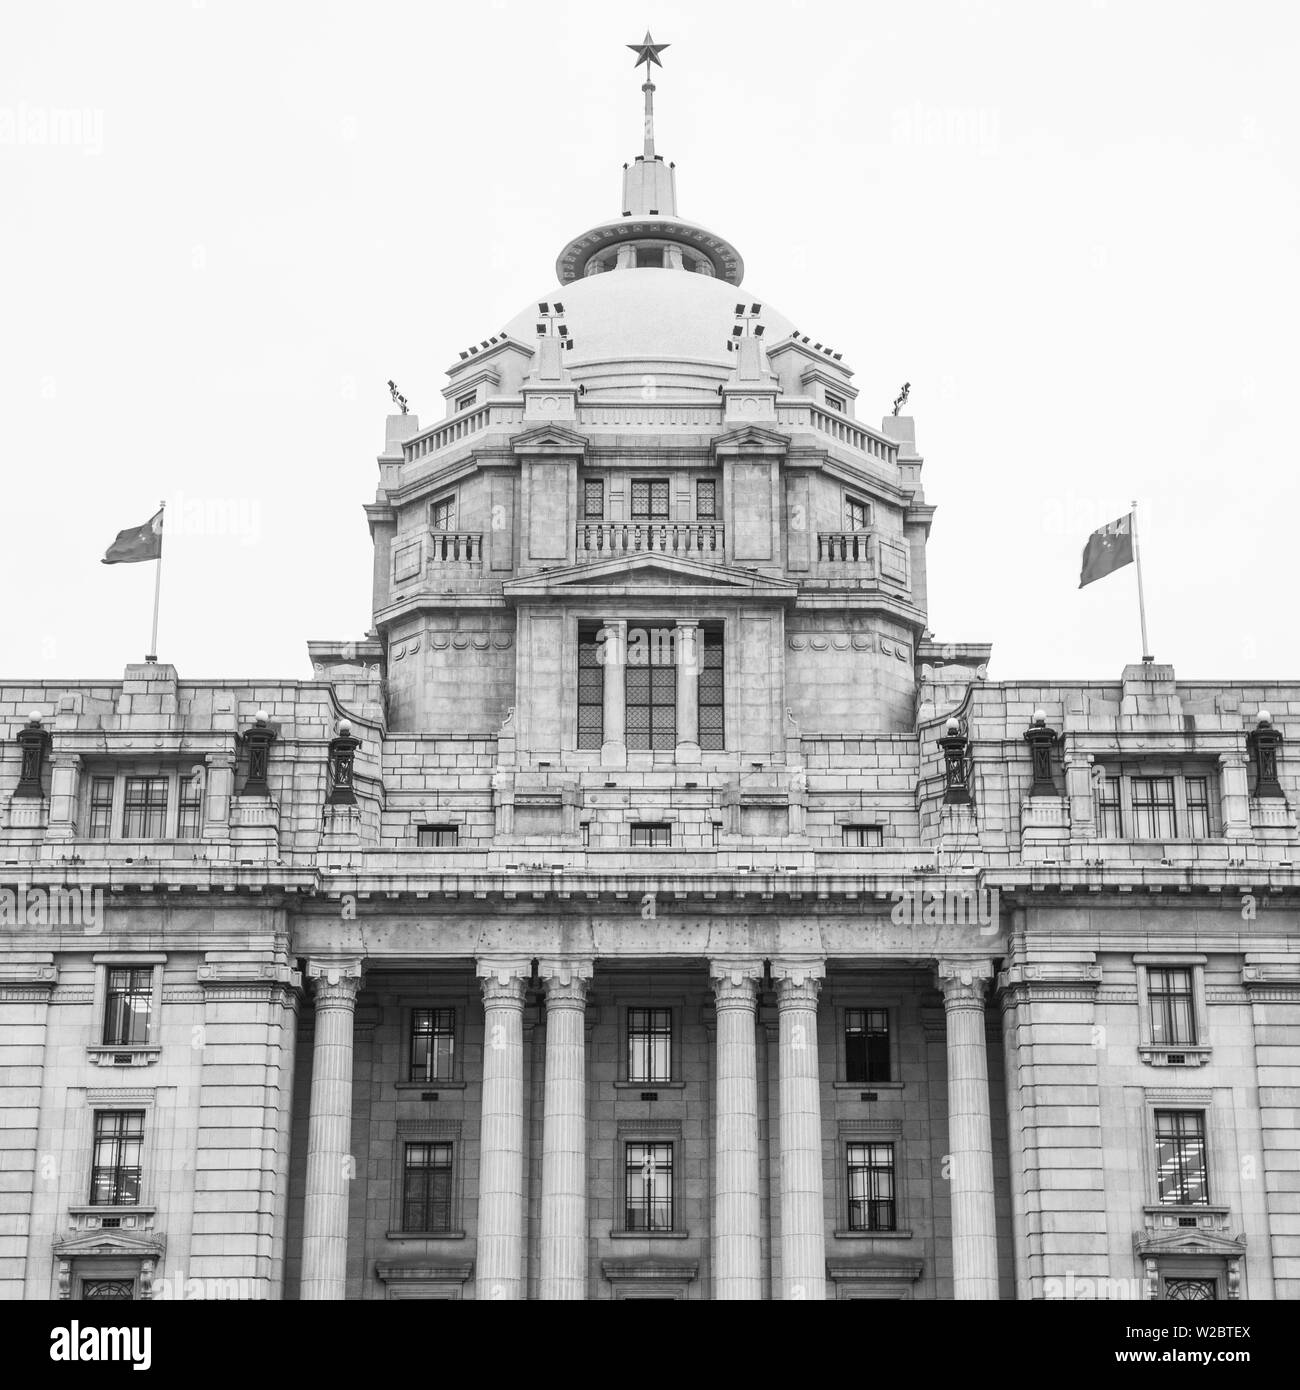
1131;498;1153;663
146;499;164;663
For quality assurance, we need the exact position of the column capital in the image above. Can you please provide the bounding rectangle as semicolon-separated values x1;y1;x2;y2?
541;976;591;1010
50;751;82;769
709;959;763;1007
771;957;825;989
1217;750;1248;769
937;957;994;1007
536;957;594;988
477;960;531;1008
305;958;362;1008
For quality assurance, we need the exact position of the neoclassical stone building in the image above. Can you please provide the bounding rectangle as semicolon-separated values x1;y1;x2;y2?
1;55;1297;1303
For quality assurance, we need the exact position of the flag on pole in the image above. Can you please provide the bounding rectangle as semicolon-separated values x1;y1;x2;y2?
1078;512;1133;588
102;509;164;565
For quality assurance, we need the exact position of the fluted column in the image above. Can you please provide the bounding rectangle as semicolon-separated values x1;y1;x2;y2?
601;618;627;765
675;619;700;759
538;959;593;1299
774;962;826;1300
299;958;362;1300
710;961;763;1299
475;960;530;1300
938;958;999;1299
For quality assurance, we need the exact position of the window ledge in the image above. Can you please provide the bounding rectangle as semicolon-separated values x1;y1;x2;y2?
832;1081;904;1092
86;1046;160;1068
613;1080;685;1091
1139;1046;1212;1067
393;1080;467;1092
384;1230;467;1242
68;1207;156;1231
608;1230;692;1241
832;1229;914;1241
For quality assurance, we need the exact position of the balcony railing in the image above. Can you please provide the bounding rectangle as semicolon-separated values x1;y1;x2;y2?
576;522;726;561
817;531;873;564
428;531;484;563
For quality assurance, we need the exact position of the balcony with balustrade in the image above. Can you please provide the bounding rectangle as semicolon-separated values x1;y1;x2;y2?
575;521;726;563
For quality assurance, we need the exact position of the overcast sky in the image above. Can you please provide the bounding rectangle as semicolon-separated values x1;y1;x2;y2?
3;0;1296;687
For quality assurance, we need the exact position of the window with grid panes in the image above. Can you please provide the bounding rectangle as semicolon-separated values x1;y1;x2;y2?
630;479;670;519
416;825;458;847
583;479;604;518
90;1111;144;1206
1155;1110;1208;1204
698;628;724;750
430;496;455;530
630;823;671;847
88;776;115;839
1095;775;1123;836
577;627;604;750
627;1007;672;1082
177;775;203;839
1148;968;1196;1046
625;1141;673;1231
1185;777;1211;838
695;479;717;519
626;653;675;750
121;777;167;839
847;1142;896;1231
846;497;870;531
104;968;153;1046
402;1142;454;1232
409;1008;455;1082
845;1008;890;1083
843;825;883;847
1131;777;1177;839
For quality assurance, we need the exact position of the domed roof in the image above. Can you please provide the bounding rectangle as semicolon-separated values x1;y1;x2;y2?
504;271;795;367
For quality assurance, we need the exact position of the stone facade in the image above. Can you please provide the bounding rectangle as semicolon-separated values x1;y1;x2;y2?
2;73;1298;1303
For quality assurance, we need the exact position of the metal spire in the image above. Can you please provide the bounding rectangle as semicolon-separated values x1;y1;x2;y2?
627;30;669;158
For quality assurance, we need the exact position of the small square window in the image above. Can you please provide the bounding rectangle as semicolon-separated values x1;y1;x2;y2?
104;968;153;1047
454;391;476;412
90;1111;144;1206
825;392;846;413
635;247;664;269
630;823;671;848
627;1007;672;1084
845;497;870;532
847;1142;895;1231
430;497;456;531
1155;1110;1209;1205
695;479;717;519
624;1141;673;1230
845;1008;890;1083
584;479;605;519
843;824;883;848
402;1141;454;1233
631;479;670;520
409;1009;456;1083
417;825;459;848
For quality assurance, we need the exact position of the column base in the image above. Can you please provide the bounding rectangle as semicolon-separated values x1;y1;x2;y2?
600;741;627;769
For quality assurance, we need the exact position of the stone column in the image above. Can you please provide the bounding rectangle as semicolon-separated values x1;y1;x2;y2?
475;961;530;1300
45;753;81;840
538;959;593;1299
601;619;627;766
299;958;362;1300
938;958;999;1299
710;961;763;1299
774;962;826;1300
1218;751;1252;840
1063;750;1095;840
675;619;700;761
202;750;235;841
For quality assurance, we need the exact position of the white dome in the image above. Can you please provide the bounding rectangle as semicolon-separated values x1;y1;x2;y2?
505;271;795;369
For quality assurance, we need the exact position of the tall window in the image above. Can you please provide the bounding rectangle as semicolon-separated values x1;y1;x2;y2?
577;629;604;750
1185;777;1211;838
90;1111;144;1206
626;656;675;750
695;479;717;519
121;777;167;839
630;479;670;520
1148;968;1196;1046
583;479;605;519
104;968;153;1047
625;1142;673;1231
1131;777;1177;839
402;1142;453;1233
698;628;724;751
1155;1110;1208;1205
1095;776;1123;837
627;1007;672;1083
845;497;870;531
409;1008;455;1082
177;776;203;839
88;777;115;839
845;1008;890;1083
847;1142;896;1231
430;496;456;530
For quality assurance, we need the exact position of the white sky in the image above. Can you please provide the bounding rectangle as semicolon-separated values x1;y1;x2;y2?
2;0;1297;686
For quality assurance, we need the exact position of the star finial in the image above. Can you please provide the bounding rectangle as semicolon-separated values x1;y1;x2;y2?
627;30;669;69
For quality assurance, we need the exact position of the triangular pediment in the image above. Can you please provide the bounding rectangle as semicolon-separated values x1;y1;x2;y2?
504;550;797;598
53;1229;167;1260
711;423;788;458
511;424;587;456
1134;1228;1247;1259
